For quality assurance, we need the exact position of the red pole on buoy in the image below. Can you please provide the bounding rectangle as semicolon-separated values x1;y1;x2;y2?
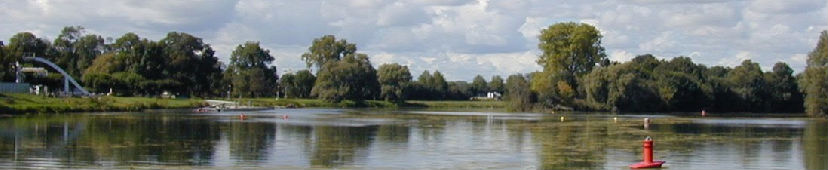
643;137;654;163
629;136;665;168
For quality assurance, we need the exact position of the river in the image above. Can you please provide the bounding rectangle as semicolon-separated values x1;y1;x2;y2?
0;108;826;169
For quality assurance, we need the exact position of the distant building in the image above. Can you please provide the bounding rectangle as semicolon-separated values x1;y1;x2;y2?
486;92;502;100
471;91;502;101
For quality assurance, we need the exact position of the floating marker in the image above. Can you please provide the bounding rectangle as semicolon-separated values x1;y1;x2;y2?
629;136;666;168
644;118;650;129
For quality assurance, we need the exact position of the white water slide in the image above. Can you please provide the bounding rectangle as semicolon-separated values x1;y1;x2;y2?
22;57;90;96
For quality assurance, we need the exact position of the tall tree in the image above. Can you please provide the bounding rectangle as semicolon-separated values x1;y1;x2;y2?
410;71;433;100
225;42;278;98
4;32;52;81
726;60;767;112
533;22;607;106
432;70;449;100
506;74;532;111
281;70;316;98
765;62;803;112
471;75;487;95
312;54;379;102
377;63;412;103
537;22;607;85
301;35;356;70
801;30;828;117
52;26;105;78
160;32;223;97
488;75;504;93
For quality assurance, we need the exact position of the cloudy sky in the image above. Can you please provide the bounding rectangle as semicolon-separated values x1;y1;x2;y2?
1;0;826;81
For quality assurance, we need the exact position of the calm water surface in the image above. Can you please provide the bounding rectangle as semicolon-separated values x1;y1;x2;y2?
0;109;826;169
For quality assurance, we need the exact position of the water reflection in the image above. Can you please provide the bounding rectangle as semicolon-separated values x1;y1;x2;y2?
0;110;825;169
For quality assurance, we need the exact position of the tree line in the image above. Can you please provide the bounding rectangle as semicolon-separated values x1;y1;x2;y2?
1;24;827;116
504;22;828;117
0;26;502;102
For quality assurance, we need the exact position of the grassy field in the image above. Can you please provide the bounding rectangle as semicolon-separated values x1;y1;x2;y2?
0;93;205;114
0;93;506;114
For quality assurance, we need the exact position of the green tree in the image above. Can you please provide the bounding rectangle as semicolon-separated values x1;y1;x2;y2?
765;62;803;112
160;32;224;97
532;22;607;107
312;54;379;102
225;42;278;98
488;75;504;93
652;57;712;111
431;70;448;100
300;35;356;69
52;26;105;78
471;75;487;95
536;22;607;87
377;63;412;103
726;60;767;112
410;71;433;100
447;81;473;100
506;74;532;111
281;70;315;98
4;32;52;81
801;30;828;117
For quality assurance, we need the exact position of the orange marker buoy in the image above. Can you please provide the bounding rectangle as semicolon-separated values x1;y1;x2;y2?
629;136;666;168
239;114;247;120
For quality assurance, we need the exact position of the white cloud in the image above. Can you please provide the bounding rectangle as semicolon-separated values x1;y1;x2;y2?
719;51;752;67
0;0;826;80
610;50;636;62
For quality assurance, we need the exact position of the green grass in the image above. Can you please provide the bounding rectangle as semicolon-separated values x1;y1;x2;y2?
0;93;506;114
216;98;399;108
0;93;205;114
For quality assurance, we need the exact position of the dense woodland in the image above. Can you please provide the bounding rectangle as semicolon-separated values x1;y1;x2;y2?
1;24;827;116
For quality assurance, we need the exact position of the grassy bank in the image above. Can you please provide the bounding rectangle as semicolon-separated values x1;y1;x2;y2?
213;98;505;109
0;93;205;114
0;94;506;114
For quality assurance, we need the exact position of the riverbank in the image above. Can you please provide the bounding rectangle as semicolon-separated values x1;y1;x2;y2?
0;93;205;114
0;94;507;114
206;98;505;109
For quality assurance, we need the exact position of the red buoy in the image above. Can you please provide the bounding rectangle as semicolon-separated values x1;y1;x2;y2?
239;114;248;120
701;110;707;117
629;136;665;168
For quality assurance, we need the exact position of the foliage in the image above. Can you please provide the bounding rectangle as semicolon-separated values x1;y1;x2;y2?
224;42;279;98
281;70;316;98
579;54;802;113
409;70;450;100
377;63;412;103
801;31;828;117
312;54;379;102
471;75;487;95
537;22;607;86
488;75;504;93
301;35;356;69
506;74;533;111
